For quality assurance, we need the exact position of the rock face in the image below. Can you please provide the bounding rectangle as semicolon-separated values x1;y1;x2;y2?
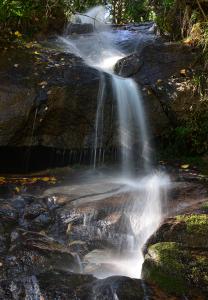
0;44;115;171
0;47;99;148
115;43;201;136
66;23;94;35
142;209;208;298
114;53;142;77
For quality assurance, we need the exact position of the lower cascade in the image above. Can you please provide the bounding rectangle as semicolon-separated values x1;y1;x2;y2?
58;5;170;279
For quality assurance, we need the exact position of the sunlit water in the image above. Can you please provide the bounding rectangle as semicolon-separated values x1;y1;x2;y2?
58;5;170;279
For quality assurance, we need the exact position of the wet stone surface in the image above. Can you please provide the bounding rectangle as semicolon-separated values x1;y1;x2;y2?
0;168;207;299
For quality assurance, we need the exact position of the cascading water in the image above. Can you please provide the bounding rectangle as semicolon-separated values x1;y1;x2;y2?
93;72;106;168
111;76;150;174
59;6;170;279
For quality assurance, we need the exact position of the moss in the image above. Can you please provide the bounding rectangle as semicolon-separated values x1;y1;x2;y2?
148;242;185;272
143;242;188;295
143;261;187;295
201;202;208;212
176;214;208;235
189;254;208;287
143;241;208;296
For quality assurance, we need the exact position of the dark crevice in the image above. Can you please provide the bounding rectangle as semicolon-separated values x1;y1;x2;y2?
0;146;120;174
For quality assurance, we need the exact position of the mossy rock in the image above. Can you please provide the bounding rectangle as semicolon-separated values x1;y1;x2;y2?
142;242;208;297
176;214;208;236
142;242;188;295
145;214;208;250
200;202;208;213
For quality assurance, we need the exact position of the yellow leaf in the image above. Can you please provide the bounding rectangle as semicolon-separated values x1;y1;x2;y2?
181;164;190;169
180;69;186;76
14;31;22;38
38;81;48;86
15;187;20;193
42;177;50;182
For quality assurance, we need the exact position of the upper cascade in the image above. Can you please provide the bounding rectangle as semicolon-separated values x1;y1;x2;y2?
71;5;110;27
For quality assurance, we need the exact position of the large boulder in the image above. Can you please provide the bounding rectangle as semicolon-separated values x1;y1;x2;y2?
142;209;208;298
0;43;115;171
115;43;196;84
115;41;208;154
142;242;208;297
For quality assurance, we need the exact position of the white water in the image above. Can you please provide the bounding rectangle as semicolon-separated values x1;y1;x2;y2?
59;6;170;279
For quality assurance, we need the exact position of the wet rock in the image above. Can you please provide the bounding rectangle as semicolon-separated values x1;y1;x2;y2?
67;23;94;35
93;276;144;300
38;271;144;300
38;270;96;299
114;54;142;77
0;234;7;254
24;203;47;220
30;212;52;230
8;229;79;275
0;201;18;224
134;43;197;85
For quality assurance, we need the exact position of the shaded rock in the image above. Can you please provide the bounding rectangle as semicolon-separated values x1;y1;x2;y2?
134;43;196;85
0;234;7;254
114;54;142;77
0;201;18;224
8;229;79;275
93;276;144;300
38;270;96;300
67;23;94;35
0;85;35;145
0;46;111;150
0;45;116;172
24;203;47;219
30;212;52;230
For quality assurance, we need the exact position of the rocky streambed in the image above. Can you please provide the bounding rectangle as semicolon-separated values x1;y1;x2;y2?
0;167;207;299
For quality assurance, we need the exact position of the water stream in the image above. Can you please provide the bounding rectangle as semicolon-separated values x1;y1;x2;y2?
58;6;170;279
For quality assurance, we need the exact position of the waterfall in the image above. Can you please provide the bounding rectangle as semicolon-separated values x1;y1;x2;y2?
111;76;150;174
59;5;170;279
93;72;106;168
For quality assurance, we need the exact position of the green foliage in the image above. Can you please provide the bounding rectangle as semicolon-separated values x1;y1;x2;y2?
0;0;67;34
122;0;151;22
0;0;153;34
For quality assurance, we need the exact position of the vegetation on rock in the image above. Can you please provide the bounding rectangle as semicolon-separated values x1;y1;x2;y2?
143;241;208;296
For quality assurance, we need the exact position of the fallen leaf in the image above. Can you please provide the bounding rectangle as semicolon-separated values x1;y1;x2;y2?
181;164;190;169
38;81;48;86
15;187;20;193
180;69;186;76
14;31;22;38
